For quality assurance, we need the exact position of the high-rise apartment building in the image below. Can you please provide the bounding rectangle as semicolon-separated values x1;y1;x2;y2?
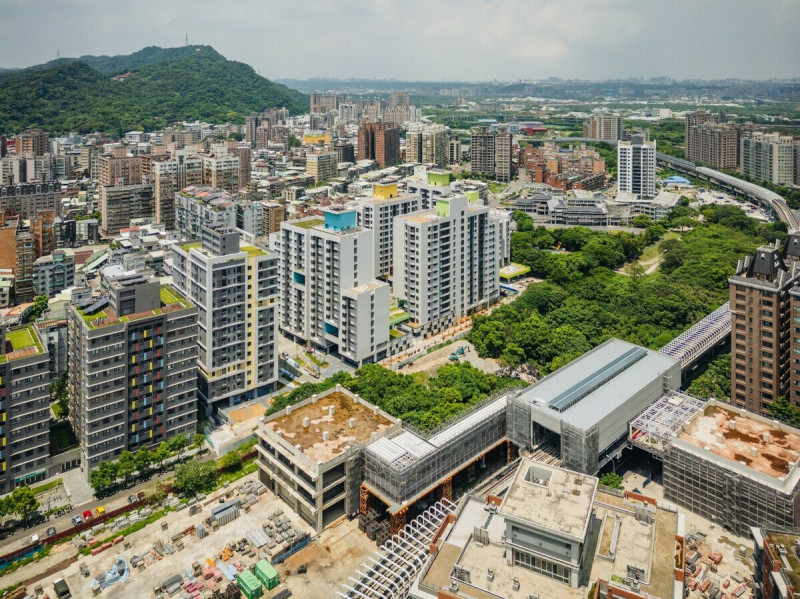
278;207;390;366
68;272;198;475
357;122;400;167
684;110;720;160
470;126;513;182
334;141;355;164
174;185;264;239
15;130;49;157
406;124;449;168
393;194;500;336
687;123;739;169
310;93;343;114
0;183;61;218
152;150;203;229
98;149;144;187
262;203;286;235
617;136;656;198
356;182;422;278
470;127;495;176
305;151;338;185
172;228;279;413
99;184;155;236
494;126;513;183
582;113;623;142
0;324;51;492
448;136;462;166
388;91;411;108
201;151;240;193
730;240;800;415
740;132;799;186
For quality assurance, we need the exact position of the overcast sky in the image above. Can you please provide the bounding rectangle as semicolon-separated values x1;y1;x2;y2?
1;0;798;81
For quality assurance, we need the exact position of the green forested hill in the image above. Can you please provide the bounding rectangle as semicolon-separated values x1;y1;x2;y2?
0;46;307;135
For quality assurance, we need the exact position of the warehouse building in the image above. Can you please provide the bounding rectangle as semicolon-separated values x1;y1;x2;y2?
256;386;400;532
507;338;681;474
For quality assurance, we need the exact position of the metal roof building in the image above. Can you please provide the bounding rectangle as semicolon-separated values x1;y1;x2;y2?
508;338;681;474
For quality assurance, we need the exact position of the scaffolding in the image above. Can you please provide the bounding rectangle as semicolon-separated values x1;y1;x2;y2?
334;498;458;599
659;302;730;370
364;393;511;510
629;391;707;456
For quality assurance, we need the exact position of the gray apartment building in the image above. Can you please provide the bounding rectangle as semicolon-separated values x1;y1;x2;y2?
0;324;52;492
33;248;75;298
0;183;62;219
171;228;279;414
67;272;198;475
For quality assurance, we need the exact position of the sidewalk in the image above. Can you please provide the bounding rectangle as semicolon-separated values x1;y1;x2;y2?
61;468;93;506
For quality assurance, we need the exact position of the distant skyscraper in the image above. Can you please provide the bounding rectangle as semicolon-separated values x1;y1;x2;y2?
617;136;656;198
388;91;411;108
494;126;513;183
448;136;462;166
583;114;623;142
357;122;400;167
15;129;49;157
687;123;739;169
405;124;448;167
740;132;799;186
684;110;720;160
470;126;513;182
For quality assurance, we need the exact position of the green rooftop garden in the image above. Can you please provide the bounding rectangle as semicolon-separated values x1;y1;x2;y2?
3;325;44;360
389;308;410;326
241;245;267;258
179;241;201;252
160;285;191;308
292;218;324;229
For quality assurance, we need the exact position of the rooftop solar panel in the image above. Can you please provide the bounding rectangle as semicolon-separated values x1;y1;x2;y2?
84;297;109;315
548;346;647;412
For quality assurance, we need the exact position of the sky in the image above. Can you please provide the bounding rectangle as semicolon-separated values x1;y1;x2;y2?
1;0;798;81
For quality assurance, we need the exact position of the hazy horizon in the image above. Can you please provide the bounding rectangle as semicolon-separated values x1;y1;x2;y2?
1;0;799;81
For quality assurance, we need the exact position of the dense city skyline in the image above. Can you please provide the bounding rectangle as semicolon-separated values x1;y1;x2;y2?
2;0;799;81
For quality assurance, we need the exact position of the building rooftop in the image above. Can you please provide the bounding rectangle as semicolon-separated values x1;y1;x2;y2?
518;338;679;431
764;530;800;593
1;325;45;363
677;402;800;480
266;391;395;463
288;217;324;230
76;284;192;330
499;460;597;540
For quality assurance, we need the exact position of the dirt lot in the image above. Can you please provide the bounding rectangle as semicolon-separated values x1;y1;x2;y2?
24;473;376;599
401;340;500;377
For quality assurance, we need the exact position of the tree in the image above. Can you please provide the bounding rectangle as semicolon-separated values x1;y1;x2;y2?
10;486;39;522
116;450;136;484
134;448;152;477
90;461;118;493
631;214;654;229
499;343;526;370
192;433;206;451
168;433;189;455
153;442;170;470
599;473;623;489
220;452;242;472
50;373;69;419
26;295;49;322
174;461;218;496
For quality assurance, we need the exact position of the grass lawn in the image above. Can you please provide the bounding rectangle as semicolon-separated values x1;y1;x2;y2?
51;402;64;419
488;183;508;194
623;231;681;275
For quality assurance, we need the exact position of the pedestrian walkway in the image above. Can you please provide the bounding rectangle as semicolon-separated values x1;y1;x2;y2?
61;468;93;505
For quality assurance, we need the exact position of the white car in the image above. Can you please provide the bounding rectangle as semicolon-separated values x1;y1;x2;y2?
30;533;39;543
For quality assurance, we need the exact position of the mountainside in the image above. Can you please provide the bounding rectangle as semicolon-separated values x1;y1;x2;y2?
0;46;307;135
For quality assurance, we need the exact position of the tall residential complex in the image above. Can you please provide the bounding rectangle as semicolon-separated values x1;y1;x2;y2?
172;228;279;413
278;206;390;366
67;272;198;475
684;110;720;160
173;185;264;239
262;203;286;235
305;151;338;185
356;182;422;278
470;126;513;182
729;240;800;415
98;149;144;186
617;136;656;198
393;194;501;336
357;122;400;167
686;123;739;169
0;324;51;492
310;93;343;114
448;136;462;166
15;130;49;157
388;91;411;108
582;113;623;141
201;149;240;193
99;184;155;236
152;150;203;228
405;124;448;167
33;248;75;298
0;183;61;219
740;132;799;186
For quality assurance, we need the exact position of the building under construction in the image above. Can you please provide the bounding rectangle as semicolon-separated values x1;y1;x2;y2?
362;393;511;535
632;397;800;536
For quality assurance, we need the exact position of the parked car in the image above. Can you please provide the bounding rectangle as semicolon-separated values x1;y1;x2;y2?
30;533;39;544
71;515;83;526
46;526;57;537
95;506;105;516
127;495;138;504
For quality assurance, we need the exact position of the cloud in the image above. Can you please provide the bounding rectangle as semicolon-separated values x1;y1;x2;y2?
0;0;797;80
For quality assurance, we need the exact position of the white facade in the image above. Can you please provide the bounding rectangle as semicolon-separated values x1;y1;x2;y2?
278;207;390;366
617;136;656;198
356;192;422;278
393;194;501;336
740;132;798;186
